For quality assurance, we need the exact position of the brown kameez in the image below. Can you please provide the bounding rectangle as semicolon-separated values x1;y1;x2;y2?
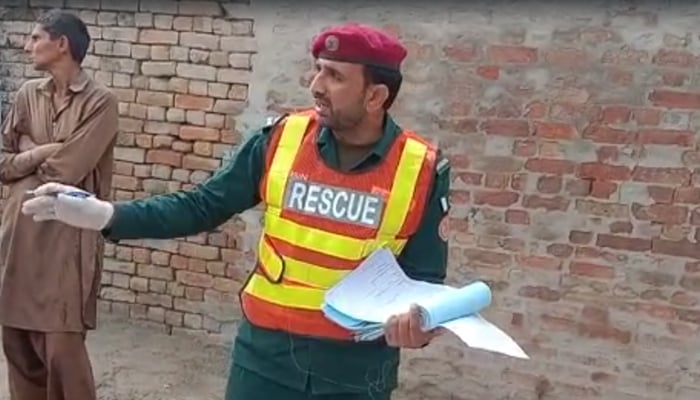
0;70;118;400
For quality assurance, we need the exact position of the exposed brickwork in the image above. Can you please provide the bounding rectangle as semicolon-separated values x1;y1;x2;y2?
2;1;700;399
0;1;254;341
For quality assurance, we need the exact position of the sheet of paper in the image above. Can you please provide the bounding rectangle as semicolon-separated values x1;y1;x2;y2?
324;248;452;323
441;315;529;359
323;248;529;359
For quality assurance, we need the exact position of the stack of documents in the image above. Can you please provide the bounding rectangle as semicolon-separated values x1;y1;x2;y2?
321;248;529;359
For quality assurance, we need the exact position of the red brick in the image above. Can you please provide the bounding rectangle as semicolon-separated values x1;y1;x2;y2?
609;221;633;234
596;234;651;252
516;255;562;271
484;173;509;189
510;173;527;191
652;239;700;260
632;203;688;225
449;190;470;206
632;167;690;185
647;186;675;203
649;89;700;110
524;101;547;118
569;230;593;245
525;158;576;175
582;125;635;144
590;181;617;199
675;187;700;204
578;162;631;181
472;190;519;207
660;71;689;87
637;129;694;147
595;146;619;163
456;172;482;186
480;156;522;173
652;49;697;68
599;106;631;124
578;323;631;344
570;262;615;279
505;209;529;225
479;119;530;137
487;45;537;64
632;108;662;126
547;243;574;258
565;179;592;196
677;309;700;325
462;248;511;267
445;154;469;170
680;275;700;292
522;195;570;211
537;175;562;194
545;47;588;66
442;44;477;62
534;121;576;139
476;65;499;80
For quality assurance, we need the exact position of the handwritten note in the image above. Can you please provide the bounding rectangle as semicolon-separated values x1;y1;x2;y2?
322;248;529;359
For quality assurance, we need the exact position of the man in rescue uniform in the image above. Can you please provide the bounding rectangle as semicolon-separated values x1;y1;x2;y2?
22;23;452;400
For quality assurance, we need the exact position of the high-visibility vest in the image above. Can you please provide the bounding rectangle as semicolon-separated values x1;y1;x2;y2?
240;109;438;340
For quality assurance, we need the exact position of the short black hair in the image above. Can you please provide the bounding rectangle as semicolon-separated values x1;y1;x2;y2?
36;10;90;63
363;65;402;110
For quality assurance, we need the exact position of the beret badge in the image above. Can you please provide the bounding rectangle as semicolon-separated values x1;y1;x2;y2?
324;35;339;52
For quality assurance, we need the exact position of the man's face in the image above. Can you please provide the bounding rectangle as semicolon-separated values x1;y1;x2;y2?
24;25;65;71
309;58;369;132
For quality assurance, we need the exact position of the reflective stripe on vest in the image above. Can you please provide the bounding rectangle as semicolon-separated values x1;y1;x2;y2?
241;111;436;339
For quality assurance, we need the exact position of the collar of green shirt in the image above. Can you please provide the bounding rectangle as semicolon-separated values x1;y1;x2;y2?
315;113;401;171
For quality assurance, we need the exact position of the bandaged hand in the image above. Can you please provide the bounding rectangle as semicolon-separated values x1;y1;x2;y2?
21;182;114;231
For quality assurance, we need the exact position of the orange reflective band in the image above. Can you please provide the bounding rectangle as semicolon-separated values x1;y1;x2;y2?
257;236;351;289
245;273;325;310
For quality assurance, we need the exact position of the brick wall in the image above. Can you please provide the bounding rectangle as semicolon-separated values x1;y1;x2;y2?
2;1;700;399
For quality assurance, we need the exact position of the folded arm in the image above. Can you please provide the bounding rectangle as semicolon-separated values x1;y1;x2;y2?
0;86;61;183
35;90;119;185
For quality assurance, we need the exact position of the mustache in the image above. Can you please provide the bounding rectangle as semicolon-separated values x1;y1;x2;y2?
312;93;330;105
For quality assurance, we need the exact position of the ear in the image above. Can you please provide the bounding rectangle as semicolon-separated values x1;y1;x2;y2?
365;84;389;112
57;35;70;55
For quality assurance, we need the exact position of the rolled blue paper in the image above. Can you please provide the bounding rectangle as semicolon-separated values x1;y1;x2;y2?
417;281;492;331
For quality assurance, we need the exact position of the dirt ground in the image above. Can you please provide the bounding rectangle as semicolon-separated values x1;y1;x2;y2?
0;313;230;400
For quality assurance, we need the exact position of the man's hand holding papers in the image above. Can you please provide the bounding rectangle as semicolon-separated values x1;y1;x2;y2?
321;248;529;359
384;304;445;348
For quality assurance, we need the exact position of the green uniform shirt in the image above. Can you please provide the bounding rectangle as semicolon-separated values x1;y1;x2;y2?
104;114;451;395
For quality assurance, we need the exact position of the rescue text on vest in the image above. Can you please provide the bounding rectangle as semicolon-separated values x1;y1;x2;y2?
283;178;385;228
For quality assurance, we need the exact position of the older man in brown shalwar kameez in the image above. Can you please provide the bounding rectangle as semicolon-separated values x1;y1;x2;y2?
0;10;118;400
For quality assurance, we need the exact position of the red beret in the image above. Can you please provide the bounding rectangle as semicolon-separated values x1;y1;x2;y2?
311;23;407;71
